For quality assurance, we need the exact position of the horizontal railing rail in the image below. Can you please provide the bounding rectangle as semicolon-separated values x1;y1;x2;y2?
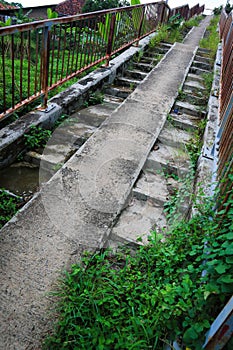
0;1;204;120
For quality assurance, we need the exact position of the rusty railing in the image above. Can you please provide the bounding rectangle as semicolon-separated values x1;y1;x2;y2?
216;10;233;206
0;1;204;120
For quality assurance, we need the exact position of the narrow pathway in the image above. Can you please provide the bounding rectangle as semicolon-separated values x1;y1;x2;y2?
0;17;211;350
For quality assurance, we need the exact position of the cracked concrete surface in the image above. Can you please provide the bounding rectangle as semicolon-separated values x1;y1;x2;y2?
0;16;211;349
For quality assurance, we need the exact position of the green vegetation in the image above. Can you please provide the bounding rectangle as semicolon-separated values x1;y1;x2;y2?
202;72;214;100
82;0;129;13
200;16;220;58
149;14;203;48
43;183;233;350
24;125;52;150
0;189;22;228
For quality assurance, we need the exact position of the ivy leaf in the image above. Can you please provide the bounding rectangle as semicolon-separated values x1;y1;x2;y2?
215;263;229;274
225;232;233;240
226;256;233;264
183;326;199;342
217;275;233;284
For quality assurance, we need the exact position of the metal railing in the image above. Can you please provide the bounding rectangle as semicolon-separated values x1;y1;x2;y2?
0;1;204;120
216;10;233;206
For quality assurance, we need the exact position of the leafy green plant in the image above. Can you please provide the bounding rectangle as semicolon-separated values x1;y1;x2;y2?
167;14;183;31
43;185;233;350
47;8;58;19
182;15;203;29
149;24;169;48
89;91;104;105
24;125;52;150
0;189;22;228
202;72;214;95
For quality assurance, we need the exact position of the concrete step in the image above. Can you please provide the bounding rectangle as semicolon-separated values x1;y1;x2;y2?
104;85;132;99
158;121;193;149
196;47;211;57
71;103;116;127
168;113;199;131
115;76;141;88
139;56;158;64
124;69;147;80
109;197;167;245
186;73;204;83
192;60;212;71
133;171;169;206
194;54;212;64
190;66;211;75
143;50;164;59
174;100;206;118
183;80;205;94
132;61;153;72
180;90;207;105
103;94;124;104
144;143;190;179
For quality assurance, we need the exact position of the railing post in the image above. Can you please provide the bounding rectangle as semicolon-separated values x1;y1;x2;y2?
136;5;146;45
105;13;116;67
41;24;50;109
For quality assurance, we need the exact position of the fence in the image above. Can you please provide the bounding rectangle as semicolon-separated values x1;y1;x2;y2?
0;1;204;120
216;10;233;208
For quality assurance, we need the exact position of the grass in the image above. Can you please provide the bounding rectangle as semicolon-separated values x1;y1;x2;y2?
199;16;220;58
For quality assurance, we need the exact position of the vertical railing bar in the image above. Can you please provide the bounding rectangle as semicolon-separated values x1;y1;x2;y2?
137;5;145;45
66;23;72;77
79;27;85;70
60;25;67;81
19;32;23;102
82;25;88;68
55;25;62;83
34;30;39;95
105;13;116;66
89;19;94;64
100;15;106;60
11;34;15;109
41;24;50;109
70;22;77;75
1;36;6;113
49;25;56;87
93;18;98;63
27;30;31;99
75;23;82;71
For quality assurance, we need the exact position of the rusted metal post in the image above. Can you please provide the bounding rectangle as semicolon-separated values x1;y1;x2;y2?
41;24;50;109
136;5;146;46
105;13;116;67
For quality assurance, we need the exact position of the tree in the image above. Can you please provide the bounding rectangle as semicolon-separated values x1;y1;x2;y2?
82;0;129;13
225;0;233;14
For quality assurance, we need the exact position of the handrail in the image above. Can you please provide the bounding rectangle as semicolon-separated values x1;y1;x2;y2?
0;2;204;119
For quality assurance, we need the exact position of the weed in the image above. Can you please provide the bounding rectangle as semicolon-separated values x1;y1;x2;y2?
54;114;69;129
0;189;22;228
202;72;214;95
129;82;136;90
43;184;233;350
199;16;220;58
149;24;169;48
24;125;52;150
183;15;203;29
89;91;104;105
52;163;64;172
